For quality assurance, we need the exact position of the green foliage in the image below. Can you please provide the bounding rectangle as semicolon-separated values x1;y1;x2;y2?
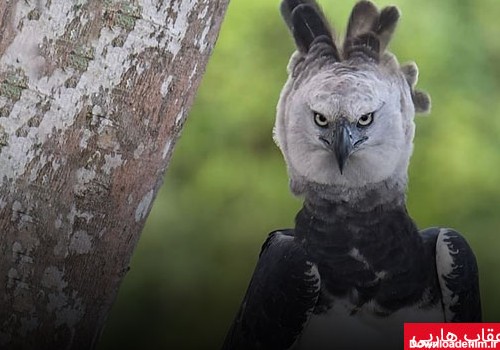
99;0;500;348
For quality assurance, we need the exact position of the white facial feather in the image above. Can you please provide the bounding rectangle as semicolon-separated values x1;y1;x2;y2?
275;60;415;194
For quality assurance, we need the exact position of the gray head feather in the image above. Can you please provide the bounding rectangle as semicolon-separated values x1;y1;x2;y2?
402;62;432;114
275;0;431;197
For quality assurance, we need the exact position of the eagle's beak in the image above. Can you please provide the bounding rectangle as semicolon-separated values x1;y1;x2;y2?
334;121;352;174
333;121;367;174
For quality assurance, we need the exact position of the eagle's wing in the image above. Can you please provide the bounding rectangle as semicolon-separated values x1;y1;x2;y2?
435;228;482;321
222;230;320;350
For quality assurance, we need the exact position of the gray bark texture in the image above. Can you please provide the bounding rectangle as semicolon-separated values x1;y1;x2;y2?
0;0;228;349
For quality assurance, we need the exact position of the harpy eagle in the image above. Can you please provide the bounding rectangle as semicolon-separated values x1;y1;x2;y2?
222;1;481;349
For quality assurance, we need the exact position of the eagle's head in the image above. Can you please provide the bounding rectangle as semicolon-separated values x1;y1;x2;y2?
274;1;430;196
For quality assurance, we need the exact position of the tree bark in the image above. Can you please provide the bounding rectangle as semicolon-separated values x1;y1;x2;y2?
0;0;228;349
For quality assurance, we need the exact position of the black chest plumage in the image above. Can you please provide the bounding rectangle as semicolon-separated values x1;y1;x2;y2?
294;195;440;313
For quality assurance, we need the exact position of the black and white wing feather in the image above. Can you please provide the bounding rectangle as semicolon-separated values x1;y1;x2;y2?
435;228;482;321
222;230;320;350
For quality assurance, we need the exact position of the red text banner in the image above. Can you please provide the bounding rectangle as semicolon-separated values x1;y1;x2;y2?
405;323;500;349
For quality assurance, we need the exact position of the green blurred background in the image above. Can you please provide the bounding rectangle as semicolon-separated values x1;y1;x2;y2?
99;0;500;348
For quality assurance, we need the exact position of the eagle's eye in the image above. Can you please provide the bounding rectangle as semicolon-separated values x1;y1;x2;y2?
313;112;329;128
357;112;374;127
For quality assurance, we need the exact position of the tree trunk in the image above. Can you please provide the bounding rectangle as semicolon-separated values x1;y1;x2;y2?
0;0;228;349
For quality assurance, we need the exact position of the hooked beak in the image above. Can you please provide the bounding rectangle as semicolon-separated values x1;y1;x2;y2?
334;121;353;174
321;120;367;174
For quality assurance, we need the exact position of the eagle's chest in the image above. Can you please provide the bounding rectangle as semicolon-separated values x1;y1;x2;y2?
292;298;444;350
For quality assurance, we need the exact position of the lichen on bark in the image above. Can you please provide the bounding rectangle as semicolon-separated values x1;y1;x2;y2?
0;0;228;349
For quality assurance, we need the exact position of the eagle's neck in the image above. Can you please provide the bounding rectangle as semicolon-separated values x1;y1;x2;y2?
294;179;433;311
295;178;412;237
